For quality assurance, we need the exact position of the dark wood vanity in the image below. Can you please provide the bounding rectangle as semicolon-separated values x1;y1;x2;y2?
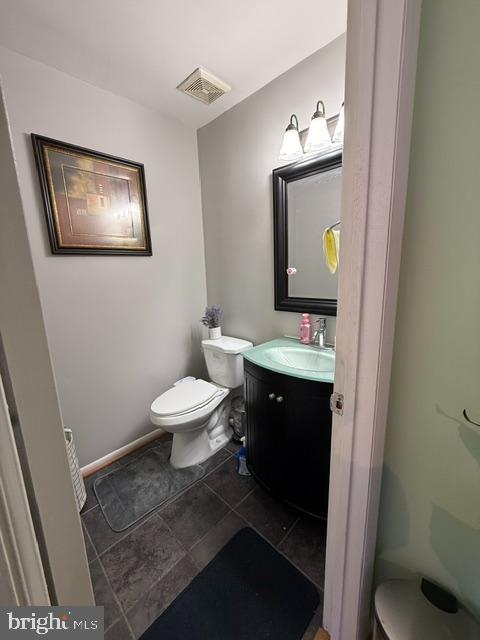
244;360;333;519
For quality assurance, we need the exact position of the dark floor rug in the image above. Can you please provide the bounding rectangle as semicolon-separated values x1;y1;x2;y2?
139;527;320;640
94;441;204;531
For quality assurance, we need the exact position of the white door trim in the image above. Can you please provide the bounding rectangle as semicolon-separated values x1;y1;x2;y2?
0;372;50;605
323;1;422;638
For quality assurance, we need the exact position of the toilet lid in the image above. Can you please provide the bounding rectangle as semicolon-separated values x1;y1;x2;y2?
151;379;219;417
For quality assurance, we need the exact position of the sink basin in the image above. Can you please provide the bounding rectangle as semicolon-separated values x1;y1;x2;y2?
263;345;335;373
243;338;335;383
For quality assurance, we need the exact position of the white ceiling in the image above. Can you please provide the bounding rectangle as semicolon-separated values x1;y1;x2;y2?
0;0;347;129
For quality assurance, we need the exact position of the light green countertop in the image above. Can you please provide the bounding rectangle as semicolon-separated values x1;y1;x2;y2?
243;337;335;383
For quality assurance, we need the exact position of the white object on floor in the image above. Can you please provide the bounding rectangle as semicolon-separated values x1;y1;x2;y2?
64;428;86;511
373;580;480;640
150;335;252;468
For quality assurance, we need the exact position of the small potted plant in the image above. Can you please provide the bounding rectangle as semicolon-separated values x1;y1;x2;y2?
201;305;223;339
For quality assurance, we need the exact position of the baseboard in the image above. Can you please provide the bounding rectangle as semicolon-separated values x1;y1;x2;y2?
81;427;167;477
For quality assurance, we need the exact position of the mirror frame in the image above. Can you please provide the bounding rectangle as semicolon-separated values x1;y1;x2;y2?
273;149;342;315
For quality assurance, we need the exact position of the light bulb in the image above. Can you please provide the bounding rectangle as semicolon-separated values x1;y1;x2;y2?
304;100;332;153
279;114;303;162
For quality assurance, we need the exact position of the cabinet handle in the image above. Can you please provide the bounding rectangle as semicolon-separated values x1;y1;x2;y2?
276;396;284;403
268;393;276;400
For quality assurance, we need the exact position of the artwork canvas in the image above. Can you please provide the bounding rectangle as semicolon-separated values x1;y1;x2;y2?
31;135;152;255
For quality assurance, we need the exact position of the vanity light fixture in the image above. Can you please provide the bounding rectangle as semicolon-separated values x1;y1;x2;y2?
279;101;344;162
279;114;303;162
332;101;344;144
304;100;333;154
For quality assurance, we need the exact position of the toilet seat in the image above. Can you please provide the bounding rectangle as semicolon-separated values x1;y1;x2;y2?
150;379;224;419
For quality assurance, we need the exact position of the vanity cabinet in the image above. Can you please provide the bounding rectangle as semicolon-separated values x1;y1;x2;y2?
244;360;333;519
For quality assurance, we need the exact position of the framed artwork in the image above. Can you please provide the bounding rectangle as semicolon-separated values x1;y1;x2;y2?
31;134;152;255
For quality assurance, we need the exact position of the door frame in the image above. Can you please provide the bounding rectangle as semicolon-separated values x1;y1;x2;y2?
0;372;50;605
323;0;422;638
0;85;94;606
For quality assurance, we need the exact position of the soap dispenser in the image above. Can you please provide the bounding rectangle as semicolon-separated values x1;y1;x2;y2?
300;313;311;344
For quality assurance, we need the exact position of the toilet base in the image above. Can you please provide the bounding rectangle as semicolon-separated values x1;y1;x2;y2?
170;399;232;468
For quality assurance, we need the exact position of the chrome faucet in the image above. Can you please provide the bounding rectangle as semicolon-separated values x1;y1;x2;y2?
312;317;327;348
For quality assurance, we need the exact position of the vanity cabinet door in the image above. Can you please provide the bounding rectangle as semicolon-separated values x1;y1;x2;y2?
244;360;333;519
282;376;333;518
244;365;285;494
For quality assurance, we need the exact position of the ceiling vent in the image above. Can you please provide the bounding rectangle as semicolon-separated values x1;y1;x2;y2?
177;67;231;105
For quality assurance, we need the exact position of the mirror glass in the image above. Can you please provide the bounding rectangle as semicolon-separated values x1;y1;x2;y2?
287;166;342;299
273;150;342;315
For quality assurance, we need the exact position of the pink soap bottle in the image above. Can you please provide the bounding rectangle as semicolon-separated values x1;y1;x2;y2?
300;313;311;344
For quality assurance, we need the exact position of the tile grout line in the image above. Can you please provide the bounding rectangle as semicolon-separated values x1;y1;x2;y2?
98;512;188;637
188;508;238;561
82;522;98;564
231;484;257;509
200;450;234;479
81;504;97;517
159;447;233;498
230;506;325;593
121;541;194;633
97;556;128;633
99;511;191;626
202;456;257;509
151;448;234;517
123;613;135;640
202;477;256;512
154;511;190;556
277;515;300;547
90;506;160;559
199;479;322;584
122;552;187;615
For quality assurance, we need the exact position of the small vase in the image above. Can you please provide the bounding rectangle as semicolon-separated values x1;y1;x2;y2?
208;326;222;340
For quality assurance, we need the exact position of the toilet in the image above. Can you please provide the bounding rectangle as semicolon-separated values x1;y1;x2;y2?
150;335;253;468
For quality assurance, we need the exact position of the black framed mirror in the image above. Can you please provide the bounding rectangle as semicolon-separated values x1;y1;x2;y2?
273;150;342;315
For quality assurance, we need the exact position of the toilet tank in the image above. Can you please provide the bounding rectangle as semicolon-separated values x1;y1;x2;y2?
202;336;253;388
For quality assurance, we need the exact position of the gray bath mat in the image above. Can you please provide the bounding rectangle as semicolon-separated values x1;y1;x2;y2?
94;441;205;532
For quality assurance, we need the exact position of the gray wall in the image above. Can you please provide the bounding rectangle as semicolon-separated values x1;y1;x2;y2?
0;47;207;466
197;35;346;345
376;0;480;617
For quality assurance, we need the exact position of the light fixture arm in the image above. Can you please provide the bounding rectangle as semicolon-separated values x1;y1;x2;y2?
286;114;299;131
312;100;326;119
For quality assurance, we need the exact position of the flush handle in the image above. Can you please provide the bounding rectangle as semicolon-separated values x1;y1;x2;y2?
268;393;276;400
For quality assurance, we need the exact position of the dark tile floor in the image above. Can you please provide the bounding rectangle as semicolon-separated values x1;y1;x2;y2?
81;436;326;639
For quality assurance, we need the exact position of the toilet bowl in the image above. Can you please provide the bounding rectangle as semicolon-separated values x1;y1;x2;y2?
150;336;252;468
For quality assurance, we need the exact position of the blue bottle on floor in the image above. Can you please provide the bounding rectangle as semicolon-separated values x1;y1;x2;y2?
236;437;251;476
